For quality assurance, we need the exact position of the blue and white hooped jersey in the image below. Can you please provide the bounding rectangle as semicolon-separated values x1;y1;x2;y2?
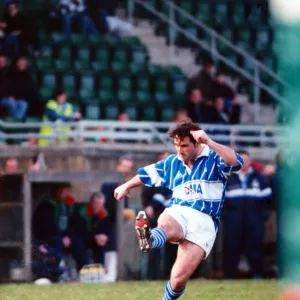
138;145;244;227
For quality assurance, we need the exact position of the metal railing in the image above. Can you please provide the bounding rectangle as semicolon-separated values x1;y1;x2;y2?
127;0;289;122
0;120;284;149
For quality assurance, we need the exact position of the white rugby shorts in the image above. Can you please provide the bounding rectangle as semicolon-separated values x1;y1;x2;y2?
161;205;217;259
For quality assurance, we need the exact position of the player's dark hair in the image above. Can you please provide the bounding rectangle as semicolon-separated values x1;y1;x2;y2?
168;119;201;144
237;149;250;156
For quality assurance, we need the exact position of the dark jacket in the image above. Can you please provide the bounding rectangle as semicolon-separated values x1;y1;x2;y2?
32;196;75;242
71;202;112;242
2;12;26;34
225;168;272;209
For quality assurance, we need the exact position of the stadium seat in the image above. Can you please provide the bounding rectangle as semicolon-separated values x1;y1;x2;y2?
161;107;175;122
42;72;57;89
51;32;69;44
77;47;91;63
36;58;53;71
95;48;110;63
70;33;88;45
91;61;109;72
195;1;211;23
124;106;138;120
54;60;73;72
85;103;101;120
131;46;147;65
104;104;119;120
232;3;246;26
58;46;72;62
141;106;156;121
79;74;95;99
214;2;231;26
62;74;77;98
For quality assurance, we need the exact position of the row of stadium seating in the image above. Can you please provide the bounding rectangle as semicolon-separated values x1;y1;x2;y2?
28;34;187;121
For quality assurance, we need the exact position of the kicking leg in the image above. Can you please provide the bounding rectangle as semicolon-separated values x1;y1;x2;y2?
163;240;205;299
135;211;184;252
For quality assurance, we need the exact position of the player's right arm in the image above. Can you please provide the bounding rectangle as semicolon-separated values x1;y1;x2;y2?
114;175;143;201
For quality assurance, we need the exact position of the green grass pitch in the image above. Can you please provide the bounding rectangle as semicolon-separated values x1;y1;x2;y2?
0;280;277;300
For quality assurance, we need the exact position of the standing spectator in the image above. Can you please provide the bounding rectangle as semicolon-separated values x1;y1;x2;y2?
213;97;229;124
32;183;89;273
0;56;41;120
223;150;272;279
39;89;81;146
212;71;235;103
71;192;116;282
190;60;215;100
0;1;40;57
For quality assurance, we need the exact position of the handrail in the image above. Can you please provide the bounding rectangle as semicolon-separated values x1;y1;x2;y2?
0;120;284;148
134;0;289;108
167;0;288;87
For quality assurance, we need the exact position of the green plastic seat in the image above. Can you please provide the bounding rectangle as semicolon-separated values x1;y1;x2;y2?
131;46;147;65
85;103;101;120
51;32;69;44
124;106;138;120
42;72;57;89
161;107;175;122
40;86;53;101
232;3;246;25
214;2;230;25
154;77;169;94
141;106;156;121
58;46;72;62
98;90;114;103
104;104;119;120
136;75;150;93
117;90;133;104
70;33;88;45
80;74;95;90
196;2;211;23
95;48;110;63
62;74;77;97
77;47;91;62
36;58;53;71
136;91;151;104
74;61;90;73
54;60;73;72
155;92;170;106
237;28;253;48
99;75;113;92
91;61;109;72
111;61;127;73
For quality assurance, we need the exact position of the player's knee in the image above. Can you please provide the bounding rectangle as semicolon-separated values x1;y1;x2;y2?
170;272;187;291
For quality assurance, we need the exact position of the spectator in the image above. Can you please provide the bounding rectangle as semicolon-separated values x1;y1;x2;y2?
32;183;89;273
190;60;215;100
51;0;96;35
223;150;272;279
0;1;40;57
3;157;19;173
39;89;81;146
211;97;229;124
172;109;189;123
0;53;8;87
101;156;136;222
184;88;215;123
71;192;117;282
86;0;132;36
212;71;235;104
0;56;42;120
116;112;136;143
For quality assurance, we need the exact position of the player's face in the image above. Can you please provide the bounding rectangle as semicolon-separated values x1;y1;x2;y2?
174;136;198;162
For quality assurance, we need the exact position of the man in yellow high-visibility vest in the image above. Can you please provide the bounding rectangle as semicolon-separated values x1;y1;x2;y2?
39;89;81;146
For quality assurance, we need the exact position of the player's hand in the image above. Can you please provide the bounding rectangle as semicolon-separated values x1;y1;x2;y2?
190;130;211;145
114;183;130;201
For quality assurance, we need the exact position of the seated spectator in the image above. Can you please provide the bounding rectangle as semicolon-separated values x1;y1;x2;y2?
214;97;229;124
39;89;81;146
0;1;40;57
71;192;117;282
51;0;96;35
184;89;211;123
3;157;19;173
0;56;42;120
86;0;132;36
32;183;89;273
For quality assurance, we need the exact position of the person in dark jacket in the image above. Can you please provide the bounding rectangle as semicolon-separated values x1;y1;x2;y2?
71;192;111;265
0;56;42;119
223;150;272;279
32;183;89;272
0;2;40;57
